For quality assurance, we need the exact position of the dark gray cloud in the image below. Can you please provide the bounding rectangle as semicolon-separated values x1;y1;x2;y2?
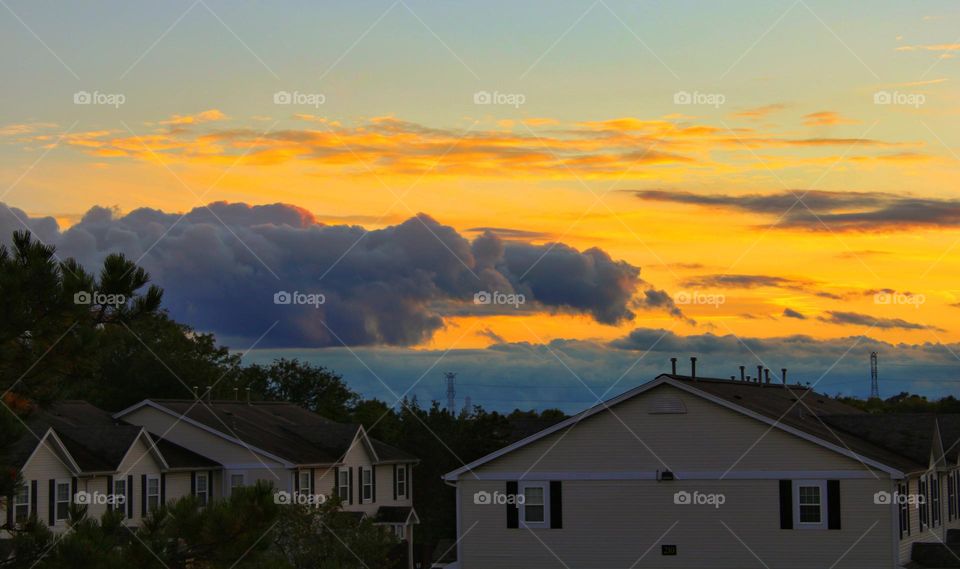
465;227;553;241
783;308;806;319
681;273;843;300
818;311;941;331
1;201;662;347
633;189;960;232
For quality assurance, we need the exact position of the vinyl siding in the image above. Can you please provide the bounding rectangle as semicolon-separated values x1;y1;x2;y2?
4;439;75;532
458;383;895;568
898;470;960;564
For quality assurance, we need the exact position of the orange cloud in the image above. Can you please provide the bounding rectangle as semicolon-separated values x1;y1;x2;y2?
802;111;860;126
732;103;789;120
160;109;227;126
896;43;960;52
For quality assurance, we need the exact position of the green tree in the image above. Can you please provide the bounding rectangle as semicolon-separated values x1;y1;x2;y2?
241;359;358;421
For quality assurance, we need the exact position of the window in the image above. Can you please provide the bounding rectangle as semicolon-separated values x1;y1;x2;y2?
392;524;405;540
114;479;126;518
932;476;942;527
146;476;160;513
230;474;245;496
362;469;372;502
196;473;209;507
899;482;910;538
338;469;350;501
298;471;313;496
793;480;827;529
55;481;71;521
519;482;548;528
396;466;407;498
919;475;929;529
13;484;30;524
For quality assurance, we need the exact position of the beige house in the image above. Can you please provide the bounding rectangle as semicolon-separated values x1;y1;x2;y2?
114;399;419;564
444;372;960;568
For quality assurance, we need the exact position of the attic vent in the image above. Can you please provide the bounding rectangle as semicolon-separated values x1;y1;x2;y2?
648;396;687;415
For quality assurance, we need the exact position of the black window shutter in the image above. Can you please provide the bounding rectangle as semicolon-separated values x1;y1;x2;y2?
827;480;841;530
294;470;300;493
140;475;147;517
47;479;55;526
392;465;398;500
506;481;519;529
372;465;377;503
334;467;340;497
907;481;912;536
126;475;133;518
71;478;77;500
160;474;166;504
208;470;214;499
5;492;12;527
550;481;563;529
190;472;196;496
779;480;793;529
106;476;114;512
30;480;38;518
349;467;354;505
310;468;316;495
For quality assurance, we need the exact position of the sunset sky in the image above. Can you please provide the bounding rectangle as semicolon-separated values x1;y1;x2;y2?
3;0;960;409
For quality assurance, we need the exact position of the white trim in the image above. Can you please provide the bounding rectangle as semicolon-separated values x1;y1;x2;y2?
12;483;30;524
54;478;71;523
361;467;373;503
793;479;828;530
354;425;381;464
443;376;905;481
195;471;210;505
518;481;549;529
117;429;170;472
459;470;884;481
114;400;294;467
145;474;161;513
21;428;81;474
229;472;246;495
396;464;408;498
221;462;287;470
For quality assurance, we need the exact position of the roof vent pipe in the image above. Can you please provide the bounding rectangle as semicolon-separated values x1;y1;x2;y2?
245;387;251;404
764;369;771;384
690;357;697;379
757;365;763;384
670;357;677;375
739;366;745;381
192;386;199;399
782;368;788;386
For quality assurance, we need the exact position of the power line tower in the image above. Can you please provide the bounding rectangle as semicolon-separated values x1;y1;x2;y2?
444;372;457;414
870;352;879;399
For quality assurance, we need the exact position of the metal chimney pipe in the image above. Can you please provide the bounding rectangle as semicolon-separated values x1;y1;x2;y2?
670;357;677;375
739;366;745;381
782;368;788;385
757;366;763;384
764;369;771;384
245;387;251;404
690;357;697;379
233;387;239;401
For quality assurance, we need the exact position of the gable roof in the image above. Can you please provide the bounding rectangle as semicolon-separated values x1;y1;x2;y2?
443;374;923;481
6;401;219;473
117;399;417;466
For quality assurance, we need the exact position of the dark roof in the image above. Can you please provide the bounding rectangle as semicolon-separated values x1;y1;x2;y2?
374;506;415;524
666;375;929;473
4;401;221;473
147;400;417;465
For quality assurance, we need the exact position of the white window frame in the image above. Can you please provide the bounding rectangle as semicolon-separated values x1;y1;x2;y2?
146;475;161;513
113;478;127;518
793;480;828;530
196;472;209;506
338;470;350;501
519;481;549;529
392;524;405;539
55;479;71;522
13;484;30;524
362;468;373;502
396;465;407;498
298;471;313;496
230;473;245;496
